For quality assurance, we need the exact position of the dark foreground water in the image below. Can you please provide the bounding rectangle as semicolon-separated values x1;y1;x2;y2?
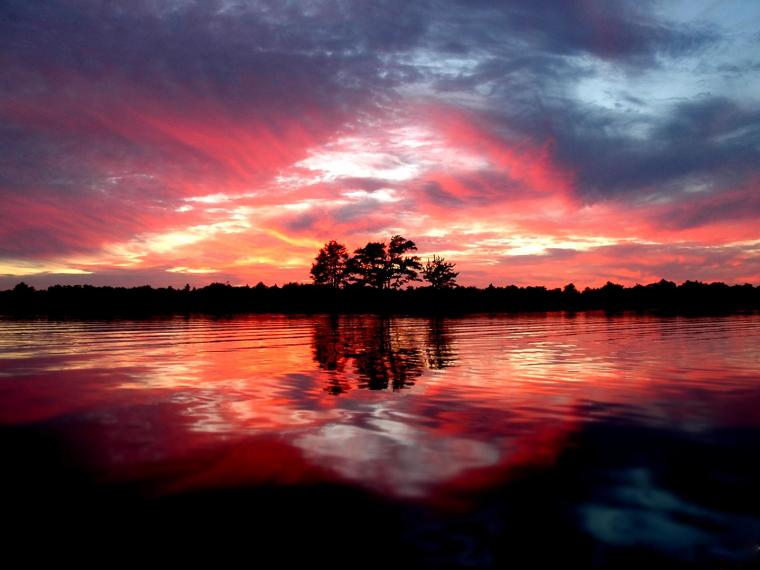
1;313;759;568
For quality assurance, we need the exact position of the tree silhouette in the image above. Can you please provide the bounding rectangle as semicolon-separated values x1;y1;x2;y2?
388;235;422;288
422;255;458;289
310;240;350;288
350;235;421;289
349;241;388;288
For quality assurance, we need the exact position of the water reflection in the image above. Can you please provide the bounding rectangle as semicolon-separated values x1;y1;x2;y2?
1;314;759;567
312;315;350;394
312;316;456;393
424;318;456;370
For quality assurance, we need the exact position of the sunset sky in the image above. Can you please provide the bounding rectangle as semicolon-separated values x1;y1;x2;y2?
2;0;760;288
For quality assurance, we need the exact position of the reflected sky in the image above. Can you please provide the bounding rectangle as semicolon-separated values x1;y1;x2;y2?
1;314;759;565
1;314;759;494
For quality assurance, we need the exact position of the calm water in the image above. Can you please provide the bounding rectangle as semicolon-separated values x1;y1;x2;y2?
1;313;759;567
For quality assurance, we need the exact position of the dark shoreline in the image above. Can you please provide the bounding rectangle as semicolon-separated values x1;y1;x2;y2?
2;279;760;317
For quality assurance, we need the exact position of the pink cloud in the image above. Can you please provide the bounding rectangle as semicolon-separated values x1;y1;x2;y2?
2;91;759;288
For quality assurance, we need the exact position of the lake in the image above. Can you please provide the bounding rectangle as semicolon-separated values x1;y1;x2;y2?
1;313;759;567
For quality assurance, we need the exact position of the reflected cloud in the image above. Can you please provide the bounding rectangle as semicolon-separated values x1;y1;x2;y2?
2;314;760;505
2;314;760;566
295;407;500;497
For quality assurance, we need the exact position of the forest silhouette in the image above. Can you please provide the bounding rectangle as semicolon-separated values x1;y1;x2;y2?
3;278;760;316
2;235;760;316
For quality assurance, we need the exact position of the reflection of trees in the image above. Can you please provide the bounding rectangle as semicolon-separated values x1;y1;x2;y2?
312;315;351;395
311;316;458;394
350;319;422;391
423;318;455;370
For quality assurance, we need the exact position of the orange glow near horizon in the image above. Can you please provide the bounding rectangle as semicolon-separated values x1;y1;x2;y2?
3;95;760;288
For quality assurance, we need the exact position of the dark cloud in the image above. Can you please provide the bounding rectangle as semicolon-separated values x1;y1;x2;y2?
653;185;760;231
591;242;760;284
0;0;426;101
447;0;715;62
464;93;760;211
0;0;734;201
563;97;760;198
421;180;465;207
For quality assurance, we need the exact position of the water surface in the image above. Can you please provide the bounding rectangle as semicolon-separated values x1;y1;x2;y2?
1;313;759;567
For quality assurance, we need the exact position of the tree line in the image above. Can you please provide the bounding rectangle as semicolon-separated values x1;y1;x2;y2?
4;278;760;317
310;235;458;289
